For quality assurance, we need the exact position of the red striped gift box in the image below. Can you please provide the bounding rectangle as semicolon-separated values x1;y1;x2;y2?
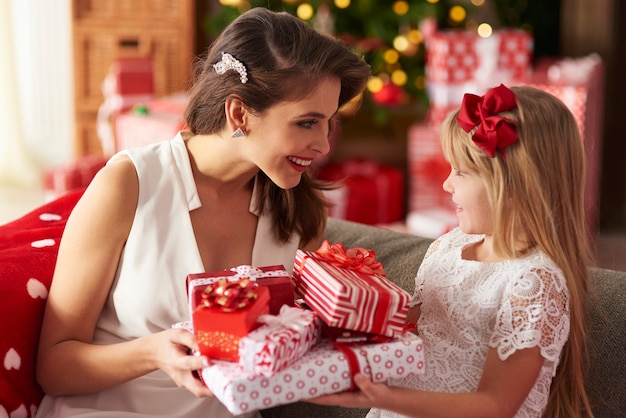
292;241;410;338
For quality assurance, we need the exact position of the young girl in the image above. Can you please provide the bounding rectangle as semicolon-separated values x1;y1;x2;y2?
35;7;370;418
311;84;594;417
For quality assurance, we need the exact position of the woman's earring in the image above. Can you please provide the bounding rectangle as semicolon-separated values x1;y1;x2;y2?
231;127;246;138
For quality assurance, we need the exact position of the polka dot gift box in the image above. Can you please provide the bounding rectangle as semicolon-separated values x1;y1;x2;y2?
201;331;424;415
425;29;533;126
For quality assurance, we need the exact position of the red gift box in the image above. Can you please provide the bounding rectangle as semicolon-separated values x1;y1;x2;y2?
407;123;456;213
520;54;604;242
238;305;322;377
426;29;533;84
114;93;188;151
425;29;533;126
201;332;425;415
98;58;156;155
316;158;404;225
522;55;603;144
108;57;154;97
191;281;270;361
292;241;410;338
187;265;295;317
43;155;107;201
174;305;322;376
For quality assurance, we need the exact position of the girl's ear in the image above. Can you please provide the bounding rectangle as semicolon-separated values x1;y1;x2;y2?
224;95;247;133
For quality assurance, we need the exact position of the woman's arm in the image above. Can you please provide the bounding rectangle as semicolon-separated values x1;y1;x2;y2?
36;156;212;397
310;345;543;418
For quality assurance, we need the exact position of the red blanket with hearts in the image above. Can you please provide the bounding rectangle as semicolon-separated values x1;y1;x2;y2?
0;189;83;417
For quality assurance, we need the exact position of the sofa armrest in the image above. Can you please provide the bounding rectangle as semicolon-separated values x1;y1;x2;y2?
585;267;626;416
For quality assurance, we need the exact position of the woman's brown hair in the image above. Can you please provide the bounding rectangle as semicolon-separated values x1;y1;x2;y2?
184;7;371;245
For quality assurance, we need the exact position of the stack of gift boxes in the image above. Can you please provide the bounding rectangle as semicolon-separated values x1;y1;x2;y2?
178;241;424;415
408;28;604;240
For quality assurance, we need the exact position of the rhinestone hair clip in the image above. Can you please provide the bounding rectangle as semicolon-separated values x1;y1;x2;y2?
213;52;248;84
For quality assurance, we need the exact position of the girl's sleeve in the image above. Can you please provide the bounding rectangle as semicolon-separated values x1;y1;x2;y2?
489;266;570;364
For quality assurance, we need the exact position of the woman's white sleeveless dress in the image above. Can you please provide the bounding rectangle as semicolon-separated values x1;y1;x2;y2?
36;133;300;417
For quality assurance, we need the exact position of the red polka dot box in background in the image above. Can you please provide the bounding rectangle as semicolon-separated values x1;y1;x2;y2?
0;189;84;418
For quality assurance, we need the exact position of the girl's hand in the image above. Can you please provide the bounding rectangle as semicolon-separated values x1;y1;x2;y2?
307;373;390;409
150;328;214;398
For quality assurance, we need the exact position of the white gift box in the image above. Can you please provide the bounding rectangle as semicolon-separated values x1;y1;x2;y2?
201;332;425;415
238;306;322;377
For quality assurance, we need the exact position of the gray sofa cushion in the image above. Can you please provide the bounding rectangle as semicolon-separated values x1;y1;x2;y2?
262;218;626;417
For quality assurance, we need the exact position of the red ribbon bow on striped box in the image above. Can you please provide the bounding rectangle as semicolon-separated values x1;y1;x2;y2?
292;241;410;338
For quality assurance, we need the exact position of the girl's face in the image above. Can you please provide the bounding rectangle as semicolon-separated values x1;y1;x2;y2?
244;77;340;189
443;163;494;236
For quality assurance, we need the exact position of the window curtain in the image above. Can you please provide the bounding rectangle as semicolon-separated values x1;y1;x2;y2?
0;0;73;188
0;0;40;187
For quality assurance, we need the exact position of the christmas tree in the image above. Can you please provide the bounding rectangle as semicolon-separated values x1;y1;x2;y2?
203;0;550;125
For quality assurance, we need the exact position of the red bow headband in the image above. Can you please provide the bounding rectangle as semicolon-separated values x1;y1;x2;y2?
456;84;519;159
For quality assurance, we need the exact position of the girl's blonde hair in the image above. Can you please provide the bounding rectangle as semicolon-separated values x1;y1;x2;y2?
440;85;594;417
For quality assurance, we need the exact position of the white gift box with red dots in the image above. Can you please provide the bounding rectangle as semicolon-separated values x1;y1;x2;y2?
200;332;425;415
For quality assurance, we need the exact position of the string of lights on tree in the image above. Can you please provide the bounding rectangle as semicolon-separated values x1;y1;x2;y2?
204;0;536;123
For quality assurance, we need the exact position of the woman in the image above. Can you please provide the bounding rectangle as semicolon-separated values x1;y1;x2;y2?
36;7;370;417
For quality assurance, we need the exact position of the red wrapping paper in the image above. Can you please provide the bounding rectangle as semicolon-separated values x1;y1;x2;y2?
108;57;154;97
43;156;107;201
520;55;604;242
192;284;270;361
407;123;456;213
114;93;188;151
425;29;533;126
426;29;533;84
292;242;410;338
187;265;295;316
238;306;322;377
316;159;404;225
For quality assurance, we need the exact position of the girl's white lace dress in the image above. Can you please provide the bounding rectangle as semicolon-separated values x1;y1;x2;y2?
368;227;570;418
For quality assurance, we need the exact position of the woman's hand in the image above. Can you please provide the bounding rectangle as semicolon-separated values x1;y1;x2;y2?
307;373;389;409
150;328;214;398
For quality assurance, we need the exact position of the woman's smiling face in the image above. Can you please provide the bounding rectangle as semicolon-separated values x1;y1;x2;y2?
244;77;341;189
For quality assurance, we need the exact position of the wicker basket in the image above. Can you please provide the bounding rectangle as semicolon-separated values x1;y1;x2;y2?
72;0;194;156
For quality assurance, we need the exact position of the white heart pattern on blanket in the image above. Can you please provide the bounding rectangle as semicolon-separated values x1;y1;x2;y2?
0;404;28;418
39;213;62;221
4;348;21;371
31;238;55;248
27;278;48;299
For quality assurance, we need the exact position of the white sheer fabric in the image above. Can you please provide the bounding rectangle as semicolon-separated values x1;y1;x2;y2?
0;0;38;187
368;227;569;418
0;0;73;188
